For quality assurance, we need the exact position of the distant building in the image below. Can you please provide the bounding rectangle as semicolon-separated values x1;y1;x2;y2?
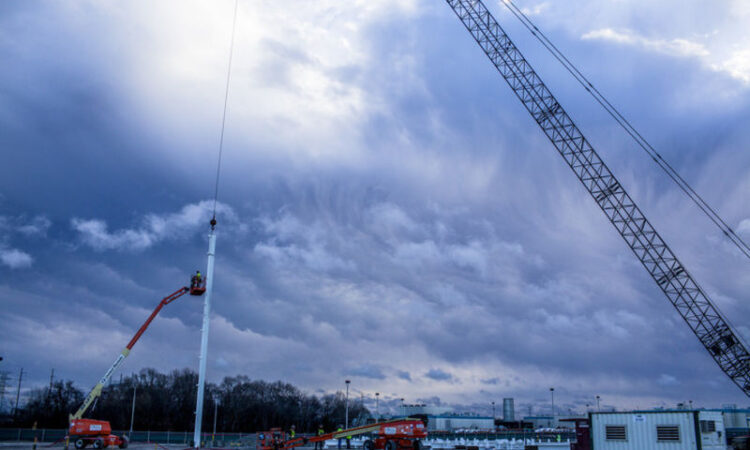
590;410;725;450
401;404;494;431
522;415;581;429
524;415;554;429
402;404;452;416
427;415;495;431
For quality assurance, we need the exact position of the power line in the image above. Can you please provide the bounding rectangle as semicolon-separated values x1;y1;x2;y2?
500;0;750;260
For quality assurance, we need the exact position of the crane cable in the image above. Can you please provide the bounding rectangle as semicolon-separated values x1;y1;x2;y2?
211;0;240;227
500;0;750;261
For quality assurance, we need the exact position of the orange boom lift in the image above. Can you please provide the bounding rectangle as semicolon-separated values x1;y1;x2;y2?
68;281;205;449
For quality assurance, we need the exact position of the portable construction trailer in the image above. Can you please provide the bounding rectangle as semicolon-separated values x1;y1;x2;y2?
590;410;724;450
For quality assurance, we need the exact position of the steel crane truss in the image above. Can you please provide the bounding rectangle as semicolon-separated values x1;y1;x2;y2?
446;0;750;395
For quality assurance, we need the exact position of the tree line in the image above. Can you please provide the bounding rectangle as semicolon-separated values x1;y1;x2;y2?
11;368;370;433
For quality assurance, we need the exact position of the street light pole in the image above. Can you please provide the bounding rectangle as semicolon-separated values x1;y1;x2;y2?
375;393;380;421
212;397;219;447
401;398;405;417
129;385;137;438
491;401;495;420
549;388;555;428
345;380;350;429
596;395;601;412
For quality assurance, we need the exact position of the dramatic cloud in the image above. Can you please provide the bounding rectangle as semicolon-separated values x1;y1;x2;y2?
739;219;750;235
581;28;710;59
0;247;33;269
397;371;412;381
71;201;239;251
1;0;749;413
346;365;387;380
0;214;49;269
425;369;454;382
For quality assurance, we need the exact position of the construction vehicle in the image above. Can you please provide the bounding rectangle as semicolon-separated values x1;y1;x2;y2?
257;419;427;450
445;0;750;397
68;282;205;449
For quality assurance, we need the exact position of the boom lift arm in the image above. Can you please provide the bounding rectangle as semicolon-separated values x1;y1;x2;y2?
445;0;750;396
257;419;427;450
70;287;190;420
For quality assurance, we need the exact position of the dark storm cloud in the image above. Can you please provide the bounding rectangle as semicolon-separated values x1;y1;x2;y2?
345;365;387;380
425;369;454;382
397;371;412;381
1;0;750;412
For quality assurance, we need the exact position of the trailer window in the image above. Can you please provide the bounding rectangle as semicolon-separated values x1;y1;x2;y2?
656;425;680;441
700;420;716;433
605;425;626;440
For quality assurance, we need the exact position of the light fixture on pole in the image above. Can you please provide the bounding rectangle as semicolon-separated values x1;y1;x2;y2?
345;380;351;429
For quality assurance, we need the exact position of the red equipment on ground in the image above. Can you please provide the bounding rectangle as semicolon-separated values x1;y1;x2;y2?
68;283;203;449
257;419;427;450
69;419;122;450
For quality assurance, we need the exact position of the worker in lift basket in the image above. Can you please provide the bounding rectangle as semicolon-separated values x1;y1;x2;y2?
315;425;325;450
192;270;202;288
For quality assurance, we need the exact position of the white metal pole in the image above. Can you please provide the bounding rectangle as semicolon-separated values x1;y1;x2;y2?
194;226;217;448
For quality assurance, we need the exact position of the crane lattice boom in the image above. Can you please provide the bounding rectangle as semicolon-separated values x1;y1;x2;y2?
445;0;750;396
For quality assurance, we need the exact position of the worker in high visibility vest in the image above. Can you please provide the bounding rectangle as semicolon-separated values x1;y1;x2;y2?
337;425;344;449
315;425;324;450
191;270;203;288
289;425;296;439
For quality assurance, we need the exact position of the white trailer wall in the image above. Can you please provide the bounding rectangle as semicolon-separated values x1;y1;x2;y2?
591;410;724;450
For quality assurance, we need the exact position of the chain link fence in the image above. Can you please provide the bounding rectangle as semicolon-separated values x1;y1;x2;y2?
0;428;257;447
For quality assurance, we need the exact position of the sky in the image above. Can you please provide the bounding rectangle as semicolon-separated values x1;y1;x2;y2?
1;0;750;418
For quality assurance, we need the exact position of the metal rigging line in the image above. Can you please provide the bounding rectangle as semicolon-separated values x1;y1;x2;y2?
500;0;750;260
211;0;240;225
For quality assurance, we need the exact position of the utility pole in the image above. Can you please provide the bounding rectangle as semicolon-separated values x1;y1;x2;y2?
0;371;10;413
47;369;55;402
13;368;23;416
345;380;350;429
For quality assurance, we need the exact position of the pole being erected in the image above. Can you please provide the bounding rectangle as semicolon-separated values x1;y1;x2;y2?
194;0;237;444
193;218;217;448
